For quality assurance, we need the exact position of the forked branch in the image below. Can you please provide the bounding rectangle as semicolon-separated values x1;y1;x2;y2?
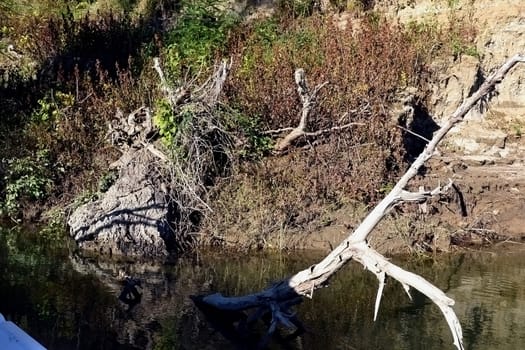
197;54;525;350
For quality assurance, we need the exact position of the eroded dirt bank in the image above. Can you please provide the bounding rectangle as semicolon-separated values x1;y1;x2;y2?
205;0;525;254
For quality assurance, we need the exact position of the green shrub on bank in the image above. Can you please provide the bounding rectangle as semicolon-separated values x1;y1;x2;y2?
1;150;53;219
154;97;179;146
163;0;239;79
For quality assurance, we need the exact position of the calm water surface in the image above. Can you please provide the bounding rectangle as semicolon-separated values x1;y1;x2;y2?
1;227;525;349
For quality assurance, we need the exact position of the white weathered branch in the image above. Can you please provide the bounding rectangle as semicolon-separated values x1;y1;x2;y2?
397;179;453;203
271;75;370;151
198;54;525;350
196;58;232;106
153;57;189;107
351;242;464;349
273;69;328;152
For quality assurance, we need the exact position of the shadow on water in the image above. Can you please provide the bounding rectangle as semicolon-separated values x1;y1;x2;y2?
2;226;525;349
0;226;140;350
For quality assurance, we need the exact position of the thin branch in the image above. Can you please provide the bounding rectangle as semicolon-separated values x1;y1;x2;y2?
396;124;432;143
397;179;453;203
373;271;386;321
304;122;366;137
262;127;296;135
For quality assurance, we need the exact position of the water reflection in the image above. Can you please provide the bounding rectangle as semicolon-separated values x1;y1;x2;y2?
0;227;138;349
1;226;525;349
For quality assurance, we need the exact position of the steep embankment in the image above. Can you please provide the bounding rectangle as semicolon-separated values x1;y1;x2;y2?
209;0;525;254
368;0;525;252
3;0;523;257
411;0;525;245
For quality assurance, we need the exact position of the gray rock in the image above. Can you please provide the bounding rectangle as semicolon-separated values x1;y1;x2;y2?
68;148;173;258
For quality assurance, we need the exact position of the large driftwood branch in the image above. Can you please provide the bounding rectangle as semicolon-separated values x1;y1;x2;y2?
198;54;525;349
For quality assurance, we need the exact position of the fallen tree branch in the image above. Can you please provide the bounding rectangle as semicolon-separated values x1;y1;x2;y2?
270;74;370;151
197;54;525;349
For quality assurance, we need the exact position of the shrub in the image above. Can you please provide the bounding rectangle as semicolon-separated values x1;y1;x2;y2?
162;0;239;79
154;97;181;146
203;8;465;241
223;14;424;201
1;150;53;218
277;0;316;17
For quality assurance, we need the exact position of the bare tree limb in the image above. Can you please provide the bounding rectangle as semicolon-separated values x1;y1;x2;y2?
396;124;432;143
269;75;369;151
153;58;189;107
195;58;232;106
273;69;328;152
197;54;525;350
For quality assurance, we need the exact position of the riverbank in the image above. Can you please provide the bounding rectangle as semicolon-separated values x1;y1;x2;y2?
197;0;525;255
1;0;524;258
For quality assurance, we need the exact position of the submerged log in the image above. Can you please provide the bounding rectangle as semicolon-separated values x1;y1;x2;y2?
197;54;525;349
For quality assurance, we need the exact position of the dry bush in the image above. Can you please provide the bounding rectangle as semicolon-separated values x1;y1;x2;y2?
0;5;164;218
223;12;428;191
203;11;461;245
22;8;158;80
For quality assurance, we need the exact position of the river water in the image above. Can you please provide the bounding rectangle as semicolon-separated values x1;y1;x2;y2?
1;226;525;349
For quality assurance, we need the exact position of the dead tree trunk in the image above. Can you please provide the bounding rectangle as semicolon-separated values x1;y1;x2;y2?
196;54;525;349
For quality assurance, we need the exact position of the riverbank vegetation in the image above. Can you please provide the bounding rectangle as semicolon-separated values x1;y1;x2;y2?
0;0;478;251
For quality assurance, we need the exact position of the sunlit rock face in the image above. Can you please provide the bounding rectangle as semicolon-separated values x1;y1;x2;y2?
383;0;525;161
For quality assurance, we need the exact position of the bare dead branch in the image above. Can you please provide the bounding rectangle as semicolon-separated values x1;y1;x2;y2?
262;127;296;135
153;57;189;107
195;58;232;106
197;54;525;350
396;124;432;143
303;122;366;137
397;179;454;203
273;69;328;152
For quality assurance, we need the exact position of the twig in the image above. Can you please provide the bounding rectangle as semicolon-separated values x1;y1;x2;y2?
396;124;432;143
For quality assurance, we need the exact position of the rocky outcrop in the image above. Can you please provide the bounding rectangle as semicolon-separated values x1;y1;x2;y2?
390;0;525;244
68;148;173;258
68;107;175;258
386;0;525;161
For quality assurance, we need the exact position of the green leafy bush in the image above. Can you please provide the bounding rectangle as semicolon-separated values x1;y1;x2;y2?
31;91;75;125
1;150;53;218
153;98;179;145
163;0;239;78
227;110;273;159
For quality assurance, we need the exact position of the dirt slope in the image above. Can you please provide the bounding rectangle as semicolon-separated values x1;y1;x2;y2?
295;0;525;253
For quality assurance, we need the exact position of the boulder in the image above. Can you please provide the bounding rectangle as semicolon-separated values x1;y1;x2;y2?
68;148;173;258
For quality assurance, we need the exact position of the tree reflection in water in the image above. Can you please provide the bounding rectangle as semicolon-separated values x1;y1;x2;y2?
2;227;525;349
